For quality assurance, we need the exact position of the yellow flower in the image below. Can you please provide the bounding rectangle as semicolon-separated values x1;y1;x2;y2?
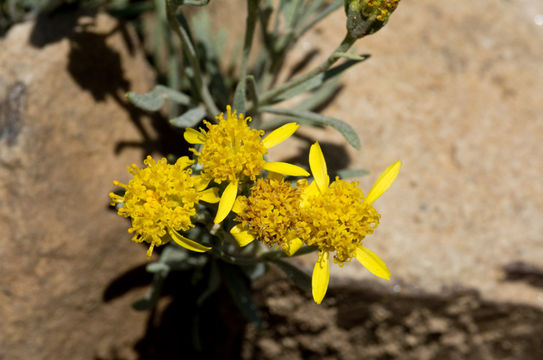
300;142;401;304
184;105;309;224
109;156;219;258
229;176;309;255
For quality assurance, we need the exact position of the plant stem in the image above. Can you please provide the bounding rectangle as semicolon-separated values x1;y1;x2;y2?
165;0;220;116
238;0;259;88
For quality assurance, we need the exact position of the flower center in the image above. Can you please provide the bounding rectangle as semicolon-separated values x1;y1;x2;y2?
301;179;381;266
235;178;309;251
196;107;267;183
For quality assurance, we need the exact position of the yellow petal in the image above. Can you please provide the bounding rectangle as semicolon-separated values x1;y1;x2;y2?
262;162;309;177
355;246;391;280
184;128;206;144
312;251;330;304
199;187;220;203
267;172;285;181
230;225;255;247
232;196;247;215
364;160;402;205
193;175;211;191
300;180;319;207
175;156;194;169
168;228;211;253
309;142;329;192
214;180;238;223
261;122;299;149
284;237;303;256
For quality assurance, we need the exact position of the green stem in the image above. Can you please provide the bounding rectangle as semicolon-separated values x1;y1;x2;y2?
238;0;259;87
257;33;356;107
165;0;220;115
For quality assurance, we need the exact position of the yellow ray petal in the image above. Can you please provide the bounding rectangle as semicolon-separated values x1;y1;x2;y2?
214;180;238;223
312;251;330;304
175;156;194;169
168;228;211;253
355;246;391;280
262;162;309;177
232;196;247;215
230;225;255;247
363;160;402;205
267;171;285;181
309;142;330;192
300;180;319;207
193;175;211;191
261;122;299;149
199;187;220;203
184;128;206;144
284;237;303;256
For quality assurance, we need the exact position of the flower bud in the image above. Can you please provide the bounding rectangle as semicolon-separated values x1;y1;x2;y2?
344;0;400;39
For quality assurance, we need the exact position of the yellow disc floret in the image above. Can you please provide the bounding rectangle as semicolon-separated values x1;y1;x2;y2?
301;178;381;266
109;156;212;258
193;106;267;183
234;178;310;253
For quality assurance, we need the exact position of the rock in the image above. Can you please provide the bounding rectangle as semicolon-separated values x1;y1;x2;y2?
267;0;543;308
0;12;161;360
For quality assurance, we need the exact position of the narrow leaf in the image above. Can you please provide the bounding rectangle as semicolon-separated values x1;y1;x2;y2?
272;57;369;103
233;79;247;114
333;168;369;179
170;107;207;128
272;259;311;293
126;85;191;112
260;107;361;149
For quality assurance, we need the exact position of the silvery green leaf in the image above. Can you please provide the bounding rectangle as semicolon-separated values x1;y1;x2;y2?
146;262;170;274
272;57;369;103
260;107;361;149
333;52;369;61
294;78;341;111
272;259;311;293
170;107;207;128
233;79;247;114
334;168;370;179
242;262;267;280
126;85;191;112
247;75;259;109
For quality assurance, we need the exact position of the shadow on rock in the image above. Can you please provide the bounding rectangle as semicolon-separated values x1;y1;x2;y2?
101;264;247;360
30;10;189;159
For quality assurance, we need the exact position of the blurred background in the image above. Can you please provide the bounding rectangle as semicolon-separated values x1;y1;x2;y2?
1;0;543;359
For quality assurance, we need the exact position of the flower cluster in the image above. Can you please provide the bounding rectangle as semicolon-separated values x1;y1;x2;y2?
110;106;400;304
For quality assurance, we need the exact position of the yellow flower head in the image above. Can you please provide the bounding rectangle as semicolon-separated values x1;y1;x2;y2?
184;105;309;224
109;156;219;258
302;142;401;304
229;177;309;255
300;178;381;265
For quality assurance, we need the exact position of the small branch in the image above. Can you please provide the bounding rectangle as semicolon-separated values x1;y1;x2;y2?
165;0;220;115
